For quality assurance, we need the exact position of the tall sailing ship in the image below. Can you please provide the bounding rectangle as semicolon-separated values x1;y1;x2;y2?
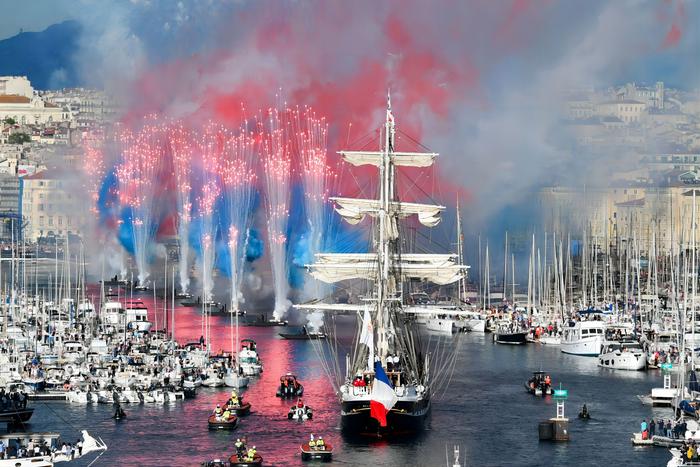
297;94;468;436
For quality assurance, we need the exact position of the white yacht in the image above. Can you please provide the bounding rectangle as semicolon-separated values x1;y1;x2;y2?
239;339;263;376
560;320;605;356
101;301;126;331
125;300;153;332
598;341;647;370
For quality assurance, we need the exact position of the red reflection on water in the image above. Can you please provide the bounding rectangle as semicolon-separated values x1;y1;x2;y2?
87;294;343;464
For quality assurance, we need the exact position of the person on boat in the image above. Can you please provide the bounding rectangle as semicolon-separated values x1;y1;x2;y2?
235;439;245;459
317;437;325;450
544;374;551;390
229;391;240;407
580;404;588;418
649;418;655;438
214;404;223;420
245;446;256;461
297;398;305;409
222;409;232;421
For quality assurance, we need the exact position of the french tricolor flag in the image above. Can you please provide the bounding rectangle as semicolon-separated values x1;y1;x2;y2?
370;360;398;427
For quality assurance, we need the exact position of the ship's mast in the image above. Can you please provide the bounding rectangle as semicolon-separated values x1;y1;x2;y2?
376;91;396;364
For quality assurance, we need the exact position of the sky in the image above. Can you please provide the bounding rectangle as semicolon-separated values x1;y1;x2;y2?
4;0;700;244
0;0;75;40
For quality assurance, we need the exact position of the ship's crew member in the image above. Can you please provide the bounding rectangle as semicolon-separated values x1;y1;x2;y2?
309;434;316;449
649;418;655;437
222;409;231;421
297;399;304;409
214;404;222;418
317;437;325;450
666;420;673;438
640;419;647;435
229;391;239;406
581;404;588;418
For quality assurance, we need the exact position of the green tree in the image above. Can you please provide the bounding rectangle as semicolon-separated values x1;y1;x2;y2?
2;117;15;125
8;133;30;144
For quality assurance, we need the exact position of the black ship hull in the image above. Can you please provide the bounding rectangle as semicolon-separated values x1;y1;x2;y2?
495;331;528;344
340;398;430;437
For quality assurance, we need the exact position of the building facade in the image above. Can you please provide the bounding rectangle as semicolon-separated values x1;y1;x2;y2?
21;169;88;241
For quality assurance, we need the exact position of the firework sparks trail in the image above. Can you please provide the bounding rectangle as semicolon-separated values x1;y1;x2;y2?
196;123;225;302
291;107;335;331
261;108;293;320
83;128;128;279
221;122;256;313
115;118;166;287
169;123;194;294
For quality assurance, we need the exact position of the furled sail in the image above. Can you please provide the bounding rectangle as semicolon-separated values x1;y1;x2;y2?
332;197;444;228
339;151;437;168
308;253;466;285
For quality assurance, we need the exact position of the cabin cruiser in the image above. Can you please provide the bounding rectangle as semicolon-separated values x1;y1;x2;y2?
560;320;605;356
598;340;647;370
125;300;152;332
61;341;85;364
239;339;263;376
101;301;126;331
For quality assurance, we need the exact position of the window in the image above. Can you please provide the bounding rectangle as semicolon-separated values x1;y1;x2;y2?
39;216;44;226
38;204;44;211
67;217;71;226
58;217;62;226
48;217;53;226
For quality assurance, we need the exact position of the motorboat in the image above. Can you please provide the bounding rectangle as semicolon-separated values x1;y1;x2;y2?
598;341;647;371
0;430;107;466
201;367;224;387
524;371;553;396
494;324;528;344
276;373;304;398
560;320;605;356
125;299;153;332
229;453;263;466
288;403;313;420
279;325;327;340
300;439;332;461
239;339;263;376
208;413;238;430
224;400;251;417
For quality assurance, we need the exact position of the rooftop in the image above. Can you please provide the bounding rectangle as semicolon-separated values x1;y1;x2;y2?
0;94;30;104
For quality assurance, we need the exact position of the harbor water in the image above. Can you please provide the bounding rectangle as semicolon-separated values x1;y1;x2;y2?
23;301;671;466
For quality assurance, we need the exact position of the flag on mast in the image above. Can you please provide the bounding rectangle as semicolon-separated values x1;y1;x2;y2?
370;360;398;427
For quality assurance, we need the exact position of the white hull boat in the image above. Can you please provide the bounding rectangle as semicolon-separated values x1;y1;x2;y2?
561;321;605;356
